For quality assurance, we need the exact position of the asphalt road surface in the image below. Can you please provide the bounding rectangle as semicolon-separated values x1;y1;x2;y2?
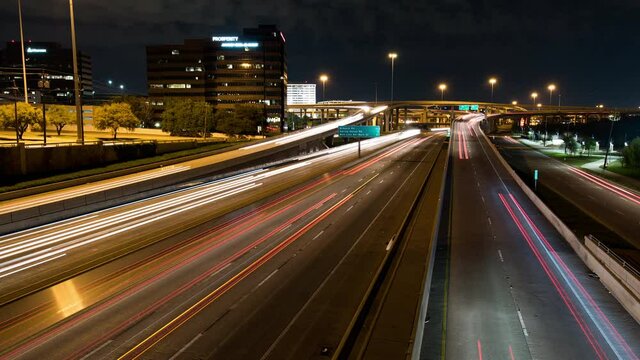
0;131;443;359
495;135;640;257
438;115;639;360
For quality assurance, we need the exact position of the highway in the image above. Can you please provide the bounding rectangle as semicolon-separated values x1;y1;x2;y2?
0;107;386;218
494;135;640;254
0;129;417;305
432;115;640;359
0;130;443;359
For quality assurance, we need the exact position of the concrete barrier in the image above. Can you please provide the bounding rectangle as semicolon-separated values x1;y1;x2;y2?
480;124;640;324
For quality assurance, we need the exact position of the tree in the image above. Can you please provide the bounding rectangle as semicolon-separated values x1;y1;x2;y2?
0;103;41;140
123;96;154;128
566;137;578;155
46;105;76;135
621;137;640;168
161;98;212;137
94;102;140;139
215;104;264;137
584;138;597;158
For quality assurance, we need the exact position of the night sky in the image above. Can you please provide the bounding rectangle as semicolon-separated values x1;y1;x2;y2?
1;0;639;107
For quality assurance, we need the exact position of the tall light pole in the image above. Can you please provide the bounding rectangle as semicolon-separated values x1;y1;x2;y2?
17;0;28;103
488;77;497;102
439;83;447;101
547;84;556;105
69;0;84;144
531;92;538;108
603;113;621;169
388;52;397;102
319;74;328;102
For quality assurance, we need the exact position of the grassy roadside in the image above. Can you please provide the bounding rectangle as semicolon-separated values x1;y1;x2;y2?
599;161;640;181
0;141;241;193
542;151;603;167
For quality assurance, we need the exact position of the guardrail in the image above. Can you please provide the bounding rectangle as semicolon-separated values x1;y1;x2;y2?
586;234;640;279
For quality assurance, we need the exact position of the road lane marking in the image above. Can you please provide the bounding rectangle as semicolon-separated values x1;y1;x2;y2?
481;196;485;203
346;205;354;212
257;269;278;288
312;231;324;240
168;333;202;360
509;345;515;360
279;224;292;232
517;310;529;337
498;250;504;263
477;339;483;360
487;217;492;225
379;179;384;184
366;190;371;195
79;339;113;360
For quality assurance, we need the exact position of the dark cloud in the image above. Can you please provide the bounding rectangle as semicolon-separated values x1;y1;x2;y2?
1;0;639;106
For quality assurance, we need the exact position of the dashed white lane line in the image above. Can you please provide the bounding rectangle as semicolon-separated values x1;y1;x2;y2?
498;249;504;263
517;310;529;337
169;334;203;360
312;230;324;240
366;190;372;195
346;205;354;212
487;217;492;225
379;179;384;184
342;189;347;193
257;269;278;288
79;340;113;360
481;195;486;203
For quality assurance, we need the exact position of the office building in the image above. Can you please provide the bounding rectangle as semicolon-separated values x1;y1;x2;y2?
0;41;92;104
287;83;316;105
146;25;287;130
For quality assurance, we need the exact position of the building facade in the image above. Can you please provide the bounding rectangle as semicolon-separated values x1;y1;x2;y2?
287;83;316;105
146;25;287;131
0;41;92;105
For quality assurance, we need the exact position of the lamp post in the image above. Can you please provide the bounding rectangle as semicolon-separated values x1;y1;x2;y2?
512;100;518;105
489;78;497;102
17;0;28;103
319;74;328;102
603;113;621;169
531;92;538;108
38;69;50;145
547;84;556;105
388;52;397;102
439;83;447;101
69;0;84;144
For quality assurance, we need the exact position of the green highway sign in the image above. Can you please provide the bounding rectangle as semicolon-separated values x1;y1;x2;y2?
458;104;480;111
338;125;381;138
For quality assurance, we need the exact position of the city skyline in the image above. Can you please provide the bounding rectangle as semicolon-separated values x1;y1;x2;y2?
0;0;639;107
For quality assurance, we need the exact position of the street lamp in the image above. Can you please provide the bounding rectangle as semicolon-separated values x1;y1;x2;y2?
597;104;604;109
531;92;538;107
512;100;518;105
108;80;113;86
319;74;328;102
388;52;397;102
547;84;556;105
603;113;621;169
69;0;84;144
438;83;447;101
488;77;497;102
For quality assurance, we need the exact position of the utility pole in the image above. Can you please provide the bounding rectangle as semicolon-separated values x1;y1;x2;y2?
39;69;50;145
69;0;84;144
17;0;29;103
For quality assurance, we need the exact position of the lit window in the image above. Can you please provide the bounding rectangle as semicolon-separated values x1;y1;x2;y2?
166;84;191;89
171;49;180;55
150;84;163;88
195;76;199;80
217;55;225;60
227;64;233;69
